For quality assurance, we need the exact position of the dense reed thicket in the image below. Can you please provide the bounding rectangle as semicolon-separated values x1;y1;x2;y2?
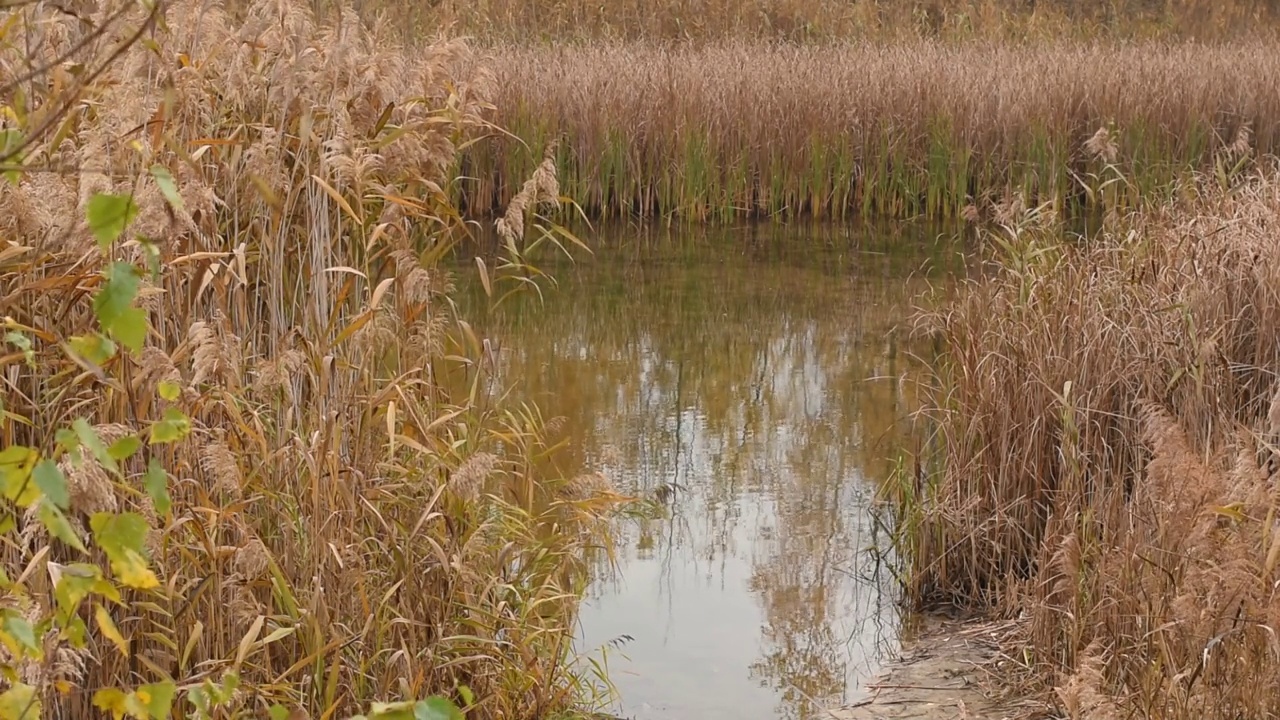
351;0;1280;42
0;1;618;718
897;171;1280;717
465;42;1277;222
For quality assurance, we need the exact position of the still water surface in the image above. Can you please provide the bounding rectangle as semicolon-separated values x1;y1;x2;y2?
463;222;961;720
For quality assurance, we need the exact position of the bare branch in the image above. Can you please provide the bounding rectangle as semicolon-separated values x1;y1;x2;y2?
0;0;165;166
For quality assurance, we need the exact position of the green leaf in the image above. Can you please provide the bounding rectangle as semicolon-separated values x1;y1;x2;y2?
111;308;147;353
268;706;289;720
0;445;38;506
413;698;463;720
149;408;191;445
367;699;463;720
74;418;118;475
68;333;117;365
93;262;140;317
149;165;184;212
157;380;181;402
187;687;210;718
132;682;176;720
39;500;87;552
0;129;23;185
143;459;171;516
212;671;238;701
107;436;141;461
0;612;41;661
54;563;113;624
368;703;415;720
94;262;148;353
0;682;39;720
55;428;78;453
86;193;139;249
3;332;33;367
63;613;87;646
90;512;159;590
139;239;162;280
32;459;69;509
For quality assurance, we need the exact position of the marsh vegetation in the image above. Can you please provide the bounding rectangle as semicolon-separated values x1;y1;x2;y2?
4;0;1280;719
0;2;616;718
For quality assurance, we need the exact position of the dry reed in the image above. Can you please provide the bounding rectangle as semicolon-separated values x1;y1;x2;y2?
348;0;1280;42
900;167;1280;717
0;0;618;717
465;41;1280;221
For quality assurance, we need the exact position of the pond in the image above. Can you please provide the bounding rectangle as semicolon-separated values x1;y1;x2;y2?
458;221;964;720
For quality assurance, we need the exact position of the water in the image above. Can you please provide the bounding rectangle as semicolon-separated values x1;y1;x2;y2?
459;221;962;720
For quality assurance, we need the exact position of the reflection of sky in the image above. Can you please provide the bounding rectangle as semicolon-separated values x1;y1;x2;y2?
571;335;899;720
464;224;960;720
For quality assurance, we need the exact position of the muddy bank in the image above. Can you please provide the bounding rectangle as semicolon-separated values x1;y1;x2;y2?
832;618;1044;720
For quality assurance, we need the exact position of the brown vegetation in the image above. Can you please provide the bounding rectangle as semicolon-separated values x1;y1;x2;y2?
900;170;1280;717
467;41;1276;221
357;0;1280;42
0;0;618;718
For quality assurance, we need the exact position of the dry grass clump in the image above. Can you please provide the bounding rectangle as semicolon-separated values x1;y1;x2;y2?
466;41;1279;221
900;169;1280;717
0;0;617;717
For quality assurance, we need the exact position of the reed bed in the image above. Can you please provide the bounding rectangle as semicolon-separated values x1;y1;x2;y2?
896;170;1280;717
466;41;1280;222
0;1;618;718
354;0;1280;42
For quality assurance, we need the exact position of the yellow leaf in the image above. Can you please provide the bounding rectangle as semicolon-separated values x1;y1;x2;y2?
333;311;372;346
475;257;492;297
0;683;39;720
310;174;361;224
1212;502;1247;523
93;688;127;720
90;513;160;590
95;604;129;657
157;381;180;402
386;401;397;454
233;615;265;670
323;265;367;279
370;277;395;309
0;445;39;507
114;548;160;590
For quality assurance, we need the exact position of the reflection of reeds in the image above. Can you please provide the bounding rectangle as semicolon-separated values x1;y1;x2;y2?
465;42;1277;221
464;230;936;717
462;227;949;564
899;173;1280;717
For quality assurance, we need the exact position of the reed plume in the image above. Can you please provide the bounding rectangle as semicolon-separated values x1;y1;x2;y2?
902;169;1280;718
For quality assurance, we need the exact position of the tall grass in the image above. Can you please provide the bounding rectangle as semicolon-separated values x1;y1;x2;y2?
0;1;620;718
346;0;1280;42
465;41;1277;222
896;169;1280;717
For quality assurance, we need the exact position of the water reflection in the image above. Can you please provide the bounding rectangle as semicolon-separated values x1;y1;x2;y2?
458;222;961;720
